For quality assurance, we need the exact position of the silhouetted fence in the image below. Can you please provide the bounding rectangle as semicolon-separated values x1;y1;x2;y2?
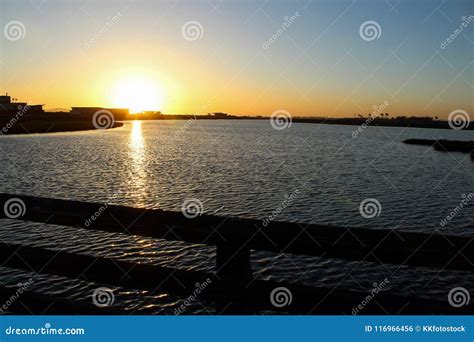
0;194;472;314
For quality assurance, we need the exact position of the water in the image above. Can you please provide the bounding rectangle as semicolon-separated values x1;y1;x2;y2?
0;120;472;313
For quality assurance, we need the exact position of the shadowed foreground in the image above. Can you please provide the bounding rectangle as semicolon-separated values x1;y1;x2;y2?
0;194;472;315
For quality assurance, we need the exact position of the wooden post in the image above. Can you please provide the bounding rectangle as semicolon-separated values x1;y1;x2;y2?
215;243;253;314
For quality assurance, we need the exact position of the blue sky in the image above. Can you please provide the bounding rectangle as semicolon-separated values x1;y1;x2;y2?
0;0;472;117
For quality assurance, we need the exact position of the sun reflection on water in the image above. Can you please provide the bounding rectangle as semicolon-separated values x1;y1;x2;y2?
130;120;144;150
128;121;147;206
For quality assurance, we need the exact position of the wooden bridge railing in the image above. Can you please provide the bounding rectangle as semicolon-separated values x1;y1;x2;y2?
0;194;472;314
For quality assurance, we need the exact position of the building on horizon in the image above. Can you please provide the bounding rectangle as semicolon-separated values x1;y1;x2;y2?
0;95;44;114
70;107;129;120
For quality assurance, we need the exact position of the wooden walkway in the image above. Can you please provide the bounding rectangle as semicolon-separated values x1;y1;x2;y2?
0;194;472;314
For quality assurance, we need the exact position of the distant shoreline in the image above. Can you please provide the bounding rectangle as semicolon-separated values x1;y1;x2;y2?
0;119;123;135
1;114;473;135
404;139;474;153
121;115;474;131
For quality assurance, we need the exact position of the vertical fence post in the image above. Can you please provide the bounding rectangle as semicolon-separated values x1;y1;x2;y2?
215;242;253;314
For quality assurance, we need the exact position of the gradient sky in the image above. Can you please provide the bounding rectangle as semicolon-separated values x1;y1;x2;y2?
0;0;472;117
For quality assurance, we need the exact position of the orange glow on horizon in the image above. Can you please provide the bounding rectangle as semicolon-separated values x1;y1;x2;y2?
110;76;165;113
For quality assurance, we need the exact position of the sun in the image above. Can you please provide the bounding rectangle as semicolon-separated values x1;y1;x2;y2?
110;77;164;113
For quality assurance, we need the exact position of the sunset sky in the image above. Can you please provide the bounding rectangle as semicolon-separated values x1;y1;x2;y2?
0;0;472;117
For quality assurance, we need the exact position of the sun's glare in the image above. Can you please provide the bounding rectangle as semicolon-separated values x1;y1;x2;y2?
111;77;164;113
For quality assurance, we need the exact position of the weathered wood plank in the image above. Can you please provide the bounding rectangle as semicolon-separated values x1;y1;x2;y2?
0;242;211;295
0;194;471;271
1;242;471;315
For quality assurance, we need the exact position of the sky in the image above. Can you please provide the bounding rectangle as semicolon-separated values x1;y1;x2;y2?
0;0;472;118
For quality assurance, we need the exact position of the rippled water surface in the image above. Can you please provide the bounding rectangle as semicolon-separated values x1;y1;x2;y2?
0;120;473;313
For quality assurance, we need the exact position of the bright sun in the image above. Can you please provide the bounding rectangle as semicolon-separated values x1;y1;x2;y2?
111;77;164;113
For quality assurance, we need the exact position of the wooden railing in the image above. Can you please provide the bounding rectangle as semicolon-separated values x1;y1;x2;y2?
0;194;472;314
